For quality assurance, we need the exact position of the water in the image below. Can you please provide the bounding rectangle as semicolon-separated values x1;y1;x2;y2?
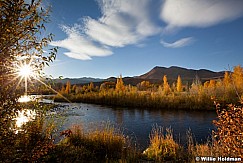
54;103;217;150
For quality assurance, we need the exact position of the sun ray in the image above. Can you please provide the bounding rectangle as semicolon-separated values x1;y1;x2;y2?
4;56;71;103
33;76;72;103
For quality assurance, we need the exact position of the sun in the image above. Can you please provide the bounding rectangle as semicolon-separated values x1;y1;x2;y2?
18;64;33;77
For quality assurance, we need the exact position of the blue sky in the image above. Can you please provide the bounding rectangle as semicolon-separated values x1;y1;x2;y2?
43;0;243;78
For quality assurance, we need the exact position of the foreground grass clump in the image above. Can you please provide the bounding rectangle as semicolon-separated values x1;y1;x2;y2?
50;124;138;162
143;126;186;162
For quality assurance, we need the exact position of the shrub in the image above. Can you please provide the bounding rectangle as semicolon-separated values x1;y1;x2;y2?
212;104;243;157
143;125;183;162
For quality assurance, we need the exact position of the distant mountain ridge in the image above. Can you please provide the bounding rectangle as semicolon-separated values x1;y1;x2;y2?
53;77;104;85
54;66;226;85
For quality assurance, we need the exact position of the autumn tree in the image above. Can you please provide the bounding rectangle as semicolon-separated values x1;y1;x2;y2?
60;85;65;93
0;0;57;161
0;0;57;106
116;75;125;92
71;84;77;93
203;81;210;88
208;80;216;88
223;71;231;88
138;80;150;91
65;80;71;94
163;75;170;95
176;75;182;92
232;65;243;91
88;82;94;91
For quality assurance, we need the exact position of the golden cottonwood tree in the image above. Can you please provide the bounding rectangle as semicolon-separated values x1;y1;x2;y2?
163;75;170;95
223;71;231;88
65;80;71;94
232;65;243;91
176;75;182;92
116;75;125;91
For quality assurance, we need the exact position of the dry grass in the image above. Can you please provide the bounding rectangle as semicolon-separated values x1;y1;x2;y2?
143;125;184;162
52;123;138;162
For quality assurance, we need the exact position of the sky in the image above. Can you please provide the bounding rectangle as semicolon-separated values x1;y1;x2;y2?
42;0;243;79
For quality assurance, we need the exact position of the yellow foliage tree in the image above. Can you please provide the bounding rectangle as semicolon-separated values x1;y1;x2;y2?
203;81;210;88
88;82;94;91
116;75;125;91
71;85;77;93
139;81;150;91
163;75;170;95
223;71;231;88
232;65;243;91
176;75;182;92
209;80;216;88
65;80;71;94
61;85;65;93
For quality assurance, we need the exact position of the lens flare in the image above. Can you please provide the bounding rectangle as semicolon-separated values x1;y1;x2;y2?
18;64;33;77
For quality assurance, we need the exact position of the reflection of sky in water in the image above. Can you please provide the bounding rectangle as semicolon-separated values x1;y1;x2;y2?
54;103;217;150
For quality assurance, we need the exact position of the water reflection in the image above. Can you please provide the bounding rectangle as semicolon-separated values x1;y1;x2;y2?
57;103;217;150
18;95;31;103
12;109;36;133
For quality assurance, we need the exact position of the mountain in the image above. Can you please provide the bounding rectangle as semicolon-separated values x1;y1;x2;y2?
138;66;225;83
53;66;226;86
54;77;104;85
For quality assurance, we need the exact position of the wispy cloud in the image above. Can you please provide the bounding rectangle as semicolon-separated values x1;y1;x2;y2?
51;0;243;60
160;37;195;48
161;0;243;29
51;0;162;60
84;0;161;47
50;25;112;60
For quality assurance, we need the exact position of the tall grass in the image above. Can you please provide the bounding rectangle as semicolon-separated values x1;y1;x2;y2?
49;123;138;162
54;91;215;110
143;125;185;162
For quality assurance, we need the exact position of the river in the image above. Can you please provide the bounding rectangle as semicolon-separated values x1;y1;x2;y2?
53;102;217;150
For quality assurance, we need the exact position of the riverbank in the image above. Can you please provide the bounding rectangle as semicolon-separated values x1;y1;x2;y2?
54;91;218;110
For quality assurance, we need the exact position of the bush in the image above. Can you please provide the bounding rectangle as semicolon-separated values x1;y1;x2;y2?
212;104;243;157
143;125;184;162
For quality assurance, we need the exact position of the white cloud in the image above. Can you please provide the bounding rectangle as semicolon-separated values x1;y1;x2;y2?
51;0;243;60
160;37;195;48
52;0;162;60
84;0;161;47
50;25;113;60
161;0;243;28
